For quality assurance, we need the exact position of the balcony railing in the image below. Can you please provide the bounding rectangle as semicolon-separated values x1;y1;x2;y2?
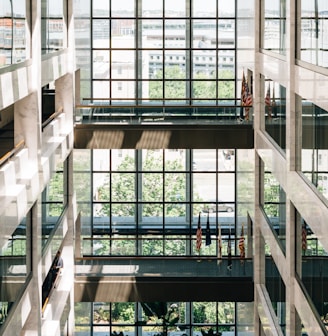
76;99;251;124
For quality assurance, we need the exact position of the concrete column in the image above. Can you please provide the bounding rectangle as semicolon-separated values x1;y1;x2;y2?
55;73;74;130
253;152;266;335
285;0;297;335
14;92;40;163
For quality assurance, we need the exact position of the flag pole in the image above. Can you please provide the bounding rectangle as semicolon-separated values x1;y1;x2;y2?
217;220;222;265
227;228;232;271
196;212;202;258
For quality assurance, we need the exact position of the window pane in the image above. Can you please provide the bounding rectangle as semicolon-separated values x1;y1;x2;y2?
165;0;186;17
111;0;135;17
192;0;216;17
141;0;163;17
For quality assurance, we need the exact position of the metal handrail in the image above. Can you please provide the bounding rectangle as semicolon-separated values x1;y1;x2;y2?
41;107;64;130
0;139;25;167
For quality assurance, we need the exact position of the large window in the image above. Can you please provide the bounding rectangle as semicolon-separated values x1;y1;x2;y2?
41;159;67;247
41;0;65;54
74;301;254;335
299;0;328;67
73;149;243;258
301;100;328;200
260;162;286;252
264;79;286;151
74;0;237;104
0;0;26;66
262;0;286;55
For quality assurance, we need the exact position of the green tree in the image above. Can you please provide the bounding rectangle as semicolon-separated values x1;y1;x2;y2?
140;302;181;336
149;67;235;101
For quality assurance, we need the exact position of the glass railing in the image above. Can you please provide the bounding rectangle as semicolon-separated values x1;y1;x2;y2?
75;256;253;278
75;101;252;124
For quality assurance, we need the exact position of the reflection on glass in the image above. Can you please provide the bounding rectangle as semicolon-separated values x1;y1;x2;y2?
262;170;286;251
301;101;328;199
264;81;286;151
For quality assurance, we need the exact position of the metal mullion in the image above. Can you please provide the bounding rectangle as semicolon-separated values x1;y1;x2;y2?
234;0;238;106
162;14;165;103
109;149;112;254
109;2;112;104
216;1;219;104
162;149;166;254
186;1;192;105
188;149;193;255
135;0;140;104
136;150;142;255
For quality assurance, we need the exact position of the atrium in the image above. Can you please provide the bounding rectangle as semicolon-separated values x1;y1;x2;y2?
0;0;328;335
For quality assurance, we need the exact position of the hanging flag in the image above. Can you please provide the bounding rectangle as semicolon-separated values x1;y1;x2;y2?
238;224;245;263
241;71;253;121
196;212;202;252
227;231;232;270
302;224;307;254
265;83;272;119
272;84;277;118
217;221;222;264
205;211;211;246
241;71;247;107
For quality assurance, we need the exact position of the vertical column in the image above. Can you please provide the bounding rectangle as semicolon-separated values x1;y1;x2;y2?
64;152;76;335
55;73;74;130
253;0;265;334
285;0;297;335
253;153;266;335
14;93;40;163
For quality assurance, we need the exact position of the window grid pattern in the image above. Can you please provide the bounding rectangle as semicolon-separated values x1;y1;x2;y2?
83;0;237;104
74;149;240;257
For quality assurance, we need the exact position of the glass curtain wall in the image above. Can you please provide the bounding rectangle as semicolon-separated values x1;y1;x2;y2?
301;100;328;200
262;0;286;55
41;0;65;54
0;212;31;329
260;160;286;252
299;0;328;67
295;211;328;332
74;301;254;335
264;79;286;151
74;149;240;258
74;0;236;105
0;0;26;66
41;158;68;248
